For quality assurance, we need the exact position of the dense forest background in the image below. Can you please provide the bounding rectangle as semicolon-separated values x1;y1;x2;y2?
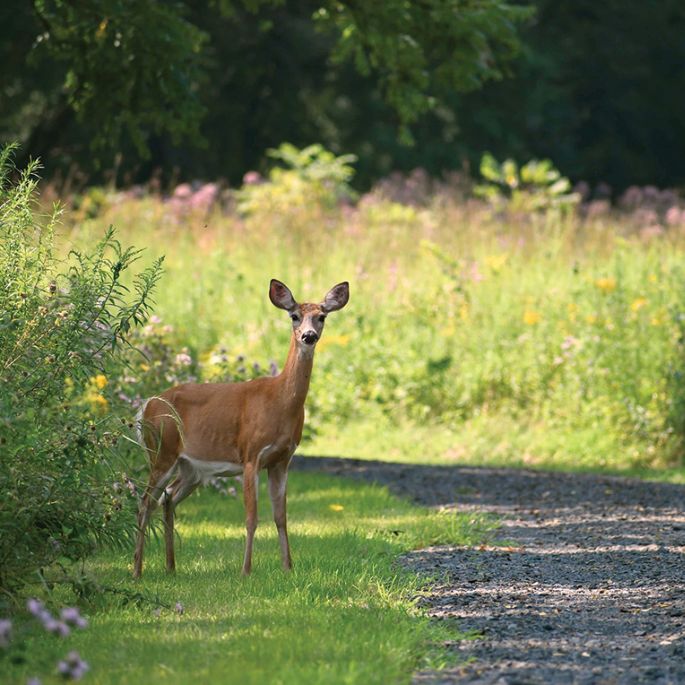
3;1;685;190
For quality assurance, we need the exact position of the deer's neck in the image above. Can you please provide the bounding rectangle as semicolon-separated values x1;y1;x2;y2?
278;336;314;408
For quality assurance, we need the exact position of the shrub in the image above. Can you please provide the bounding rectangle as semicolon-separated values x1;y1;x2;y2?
475;153;580;214
236;143;357;217
0;145;163;594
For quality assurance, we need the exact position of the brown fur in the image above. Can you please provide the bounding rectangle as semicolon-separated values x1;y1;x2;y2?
132;280;348;577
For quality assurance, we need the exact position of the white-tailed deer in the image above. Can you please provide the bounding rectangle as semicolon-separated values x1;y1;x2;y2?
132;279;349;577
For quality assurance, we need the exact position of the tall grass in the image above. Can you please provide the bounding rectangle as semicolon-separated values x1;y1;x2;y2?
59;177;685;474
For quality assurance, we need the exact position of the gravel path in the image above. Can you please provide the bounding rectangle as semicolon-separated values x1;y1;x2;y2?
295;456;685;685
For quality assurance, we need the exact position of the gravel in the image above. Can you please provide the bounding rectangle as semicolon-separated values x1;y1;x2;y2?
295;456;685;685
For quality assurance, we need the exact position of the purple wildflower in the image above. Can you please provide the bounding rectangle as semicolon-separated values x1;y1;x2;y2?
269;361;279;376
57;651;89;680
27;677;42;685
175;602;184;615
44;618;70;638
60;608;88;629
27;598;45;617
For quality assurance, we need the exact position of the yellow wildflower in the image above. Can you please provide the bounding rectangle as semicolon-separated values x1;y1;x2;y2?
630;297;648;312
650;316;663;327
329;504;344;512
91;374;108;389
459;303;469;321
648;273;658;284
485;253;509;273
595;277;617;293
90;394;109;412
523;310;541;326
586;314;598;325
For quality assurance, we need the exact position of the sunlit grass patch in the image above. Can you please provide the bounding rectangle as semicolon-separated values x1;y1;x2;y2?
5;472;494;684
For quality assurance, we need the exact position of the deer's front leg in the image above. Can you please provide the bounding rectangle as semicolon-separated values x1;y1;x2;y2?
241;462;259;575
268;462;292;571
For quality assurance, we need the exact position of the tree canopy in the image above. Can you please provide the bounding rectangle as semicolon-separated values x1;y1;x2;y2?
3;0;685;190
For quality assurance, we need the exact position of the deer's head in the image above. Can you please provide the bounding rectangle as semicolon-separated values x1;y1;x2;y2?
269;279;349;352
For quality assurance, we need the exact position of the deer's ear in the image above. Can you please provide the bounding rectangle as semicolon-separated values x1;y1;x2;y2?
322;282;349;312
269;279;297;310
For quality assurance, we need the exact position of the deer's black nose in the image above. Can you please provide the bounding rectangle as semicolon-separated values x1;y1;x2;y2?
302;331;319;345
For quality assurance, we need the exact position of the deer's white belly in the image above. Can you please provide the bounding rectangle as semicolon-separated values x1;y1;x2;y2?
179;454;243;484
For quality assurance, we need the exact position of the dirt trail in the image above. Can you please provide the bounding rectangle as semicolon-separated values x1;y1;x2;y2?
295;457;685;685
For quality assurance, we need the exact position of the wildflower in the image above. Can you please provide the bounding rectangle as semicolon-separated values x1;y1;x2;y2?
269;361;279;376
665;206;684;226
630;297;648;312
175;602;184;615
42;613;70;637
174;352;192;366
122;476;137;496
485;253;508;273
595;277;617;293
252;362;261;373
243;171;262;185
586;314;598;325
92;374;107;389
150;314;162;324
27;599;51;623
0;619;11;648
91;395;108;410
329;504;344;512
523;310;541;326
57;651;89;680
60;608;88;629
27;678;42;685
560;336;580;351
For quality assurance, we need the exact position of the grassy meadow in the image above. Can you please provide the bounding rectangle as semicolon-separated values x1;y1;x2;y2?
62;177;685;479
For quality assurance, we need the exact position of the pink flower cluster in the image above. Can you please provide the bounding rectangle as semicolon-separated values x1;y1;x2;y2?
166;182;219;217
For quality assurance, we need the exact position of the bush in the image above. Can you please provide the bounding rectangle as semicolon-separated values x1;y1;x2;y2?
236;143;357;218
0;144;163;594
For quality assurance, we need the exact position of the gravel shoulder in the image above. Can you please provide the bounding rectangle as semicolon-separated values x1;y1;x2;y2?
295;456;685;685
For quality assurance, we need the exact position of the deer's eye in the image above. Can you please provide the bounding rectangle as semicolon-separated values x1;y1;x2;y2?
318;315;326;323
290;314;300;322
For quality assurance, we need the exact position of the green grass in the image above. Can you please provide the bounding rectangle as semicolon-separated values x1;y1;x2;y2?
60;187;685;477
5;472;495;684
303;417;685;483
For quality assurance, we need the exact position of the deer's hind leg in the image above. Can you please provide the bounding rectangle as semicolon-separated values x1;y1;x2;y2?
162;456;202;573
133;466;176;579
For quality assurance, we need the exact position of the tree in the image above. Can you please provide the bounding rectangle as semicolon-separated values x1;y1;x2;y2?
1;0;530;178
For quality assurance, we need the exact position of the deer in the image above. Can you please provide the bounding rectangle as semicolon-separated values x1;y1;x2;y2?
132;279;349;578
